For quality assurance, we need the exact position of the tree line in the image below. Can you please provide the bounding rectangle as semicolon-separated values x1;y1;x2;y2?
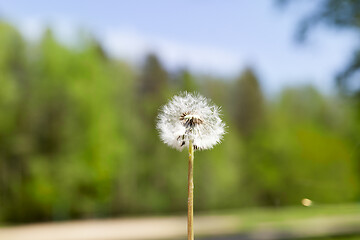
0;21;359;224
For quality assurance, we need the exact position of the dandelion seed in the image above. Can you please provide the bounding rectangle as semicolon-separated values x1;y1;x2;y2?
157;91;226;151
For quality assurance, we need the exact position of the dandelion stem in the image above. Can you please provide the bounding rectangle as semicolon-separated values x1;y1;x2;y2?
188;139;194;240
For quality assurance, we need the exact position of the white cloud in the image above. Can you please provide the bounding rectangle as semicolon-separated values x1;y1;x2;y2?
17;19;244;76
102;27;243;75
17;17;45;42
102;28;150;62
52;18;79;46
16;16;79;47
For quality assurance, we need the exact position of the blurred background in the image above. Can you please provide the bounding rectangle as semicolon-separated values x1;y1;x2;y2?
1;0;360;239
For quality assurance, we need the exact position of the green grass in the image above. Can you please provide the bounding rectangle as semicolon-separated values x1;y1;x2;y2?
198;203;360;238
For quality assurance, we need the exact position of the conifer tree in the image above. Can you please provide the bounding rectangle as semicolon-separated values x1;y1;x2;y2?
232;68;265;139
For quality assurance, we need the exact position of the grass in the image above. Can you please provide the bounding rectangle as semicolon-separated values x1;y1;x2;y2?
196;203;360;239
1;203;360;240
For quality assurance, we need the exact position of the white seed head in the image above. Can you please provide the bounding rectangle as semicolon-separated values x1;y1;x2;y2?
157;92;226;151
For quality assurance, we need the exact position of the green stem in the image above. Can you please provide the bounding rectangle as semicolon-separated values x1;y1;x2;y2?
188;140;194;240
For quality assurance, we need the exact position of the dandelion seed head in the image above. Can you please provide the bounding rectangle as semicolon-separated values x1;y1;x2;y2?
157;92;226;151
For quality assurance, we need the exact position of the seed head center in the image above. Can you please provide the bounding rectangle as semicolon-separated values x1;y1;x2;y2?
180;112;203;128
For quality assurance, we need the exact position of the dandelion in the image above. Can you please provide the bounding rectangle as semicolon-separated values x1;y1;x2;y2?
157;92;226;240
157;92;226;151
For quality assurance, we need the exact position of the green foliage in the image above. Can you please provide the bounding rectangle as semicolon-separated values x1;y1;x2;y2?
278;0;360;94
0;21;359;224
231;68;265;139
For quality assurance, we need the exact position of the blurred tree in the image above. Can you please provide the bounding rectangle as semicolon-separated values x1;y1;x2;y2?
136;53;169;156
138;53;168;102
0;21;32;222
245;86;358;206
135;53;174;214
275;87;359;204
201;76;229;107
178;69;198;92
232;68;265;139
277;1;360;201
277;0;360;95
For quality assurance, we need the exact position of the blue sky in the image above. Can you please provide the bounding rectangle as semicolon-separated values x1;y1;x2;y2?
0;0;358;94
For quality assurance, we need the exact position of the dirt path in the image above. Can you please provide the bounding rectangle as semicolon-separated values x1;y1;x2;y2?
1;212;360;240
0;215;239;240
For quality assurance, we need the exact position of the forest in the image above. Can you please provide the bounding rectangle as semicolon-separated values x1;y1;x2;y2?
0;19;359;224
